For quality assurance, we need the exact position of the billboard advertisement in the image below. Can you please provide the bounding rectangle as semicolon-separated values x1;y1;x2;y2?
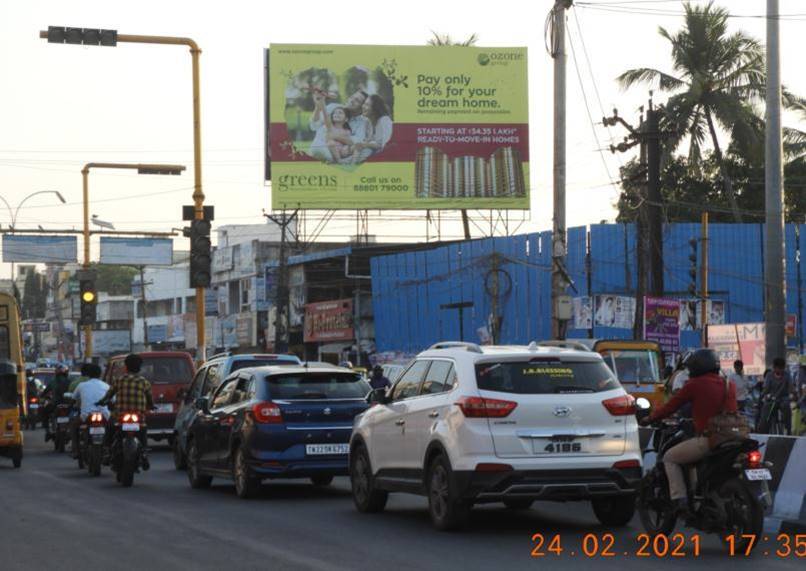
99;237;173;266
707;323;766;375
2;235;77;263
643;296;680;354
268;44;529;209
81;329;131;356
593;295;635;329
304;298;354;343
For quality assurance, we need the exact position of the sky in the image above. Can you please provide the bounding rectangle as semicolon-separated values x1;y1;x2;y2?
2;0;805;279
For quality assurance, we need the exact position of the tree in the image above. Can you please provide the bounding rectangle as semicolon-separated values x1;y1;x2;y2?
95;264;138;296
21;271;47;320
617;1;802;222
427;32;478;47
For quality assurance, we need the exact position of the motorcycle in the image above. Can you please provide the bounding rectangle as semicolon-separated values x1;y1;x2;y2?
636;398;771;555
109;411;148;487
77;411;108;477
24;396;42;430
50;403;72;453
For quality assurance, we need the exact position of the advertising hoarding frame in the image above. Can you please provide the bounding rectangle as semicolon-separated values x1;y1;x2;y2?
267;43;529;211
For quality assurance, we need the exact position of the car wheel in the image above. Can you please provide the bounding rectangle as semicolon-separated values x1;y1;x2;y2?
233;447;261;499
172;437;187;470
311;475;334;487
186;440;212;489
503;499;534;510
350;445;387;513
593;495;636;527
427;454;470;531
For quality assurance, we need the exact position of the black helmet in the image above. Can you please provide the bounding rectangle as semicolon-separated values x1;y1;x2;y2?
684;349;720;377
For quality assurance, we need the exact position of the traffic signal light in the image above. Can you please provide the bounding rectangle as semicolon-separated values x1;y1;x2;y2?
189;219;211;288
47;26;117;46
78;273;97;326
688;238;698;297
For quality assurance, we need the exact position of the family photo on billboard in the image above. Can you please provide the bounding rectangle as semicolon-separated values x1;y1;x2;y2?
282;66;395;165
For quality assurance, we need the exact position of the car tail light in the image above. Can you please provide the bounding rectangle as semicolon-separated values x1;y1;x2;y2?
602;395;636;416
612;459;640;470
746;450;762;469
122;413;140;423
5;420;12;430
456;396;517;418
475;463;513;472
251;401;283;424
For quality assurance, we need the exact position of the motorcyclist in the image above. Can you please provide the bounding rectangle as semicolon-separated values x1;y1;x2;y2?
42;364;71;441
96;353;154;469
69;363;109;458
368;365;390;391
757;357;795;434
639;348;737;514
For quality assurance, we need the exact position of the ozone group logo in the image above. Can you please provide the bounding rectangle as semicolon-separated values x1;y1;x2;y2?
477;53;490;66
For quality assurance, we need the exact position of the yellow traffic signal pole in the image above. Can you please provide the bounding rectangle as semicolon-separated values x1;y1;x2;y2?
41;31;207;363
80;163;185;359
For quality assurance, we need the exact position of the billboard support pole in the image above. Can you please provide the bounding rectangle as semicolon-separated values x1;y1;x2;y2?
551;0;573;339
139;266;149;349
701;212;709;347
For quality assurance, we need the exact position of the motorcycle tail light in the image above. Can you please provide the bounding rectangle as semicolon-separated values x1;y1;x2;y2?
90;412;104;423
30;397;38;404
122;413;140;423
746;450;762;469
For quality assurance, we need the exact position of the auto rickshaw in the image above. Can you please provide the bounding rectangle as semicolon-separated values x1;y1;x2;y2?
538;339;667;408
0;293;25;468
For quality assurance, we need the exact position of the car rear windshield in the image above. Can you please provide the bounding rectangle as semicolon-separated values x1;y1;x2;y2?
265;373;370;400
475;360;620;394
231;359;297;373
140;357;193;385
35;372;55;386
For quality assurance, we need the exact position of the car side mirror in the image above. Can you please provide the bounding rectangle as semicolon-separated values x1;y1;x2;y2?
367;387;389;406
635;397;652;421
195;396;210;414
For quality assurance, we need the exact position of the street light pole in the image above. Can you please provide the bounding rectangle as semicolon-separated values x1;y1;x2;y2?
80;162;185;358
40;29;207;362
0;190;66;285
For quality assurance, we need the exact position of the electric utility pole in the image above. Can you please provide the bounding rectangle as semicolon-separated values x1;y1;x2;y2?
267;210;298;353
765;0;786;364
551;0;573;339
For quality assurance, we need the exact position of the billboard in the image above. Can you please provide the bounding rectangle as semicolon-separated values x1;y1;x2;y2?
304;298;354;343
707;323;766;375
99;237;173;266
81;329;130;356
643;296;680;354
2;235;77;263
268;44;529;209
593;295;635;329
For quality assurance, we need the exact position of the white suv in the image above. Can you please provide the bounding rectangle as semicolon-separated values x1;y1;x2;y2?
349;342;642;530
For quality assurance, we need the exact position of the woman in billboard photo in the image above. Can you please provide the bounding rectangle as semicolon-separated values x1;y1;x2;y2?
351;94;393;162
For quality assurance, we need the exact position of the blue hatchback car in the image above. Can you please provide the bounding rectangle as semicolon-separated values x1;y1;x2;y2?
186;365;370;498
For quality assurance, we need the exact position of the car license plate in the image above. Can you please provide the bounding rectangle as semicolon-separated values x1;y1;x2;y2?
306;443;349;455
121;423;140;432
29;404;39;409
532;440;583;454
89;426;105;435
745;468;772;481
56;417;69;424
155;403;173;413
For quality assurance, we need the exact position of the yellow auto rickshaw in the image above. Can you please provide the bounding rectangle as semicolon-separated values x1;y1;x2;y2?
538;338;667;408
0;293;25;468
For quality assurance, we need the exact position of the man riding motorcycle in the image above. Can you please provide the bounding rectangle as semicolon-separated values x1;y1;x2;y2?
96;353;154;469
42;364;71;441
640;348;737;513
69;363;109;458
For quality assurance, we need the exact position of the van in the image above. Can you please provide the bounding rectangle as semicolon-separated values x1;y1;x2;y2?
104;352;195;444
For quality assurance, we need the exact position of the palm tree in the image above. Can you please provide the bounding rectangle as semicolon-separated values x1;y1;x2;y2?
427;32;478;47
618;1;793;222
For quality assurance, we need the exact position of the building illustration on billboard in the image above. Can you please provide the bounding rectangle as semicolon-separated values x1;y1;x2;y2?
268;44;529;209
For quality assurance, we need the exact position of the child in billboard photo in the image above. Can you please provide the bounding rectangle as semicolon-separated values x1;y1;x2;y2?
316;99;353;162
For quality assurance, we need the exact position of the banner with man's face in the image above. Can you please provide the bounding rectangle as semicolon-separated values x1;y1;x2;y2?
267;44;529;210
